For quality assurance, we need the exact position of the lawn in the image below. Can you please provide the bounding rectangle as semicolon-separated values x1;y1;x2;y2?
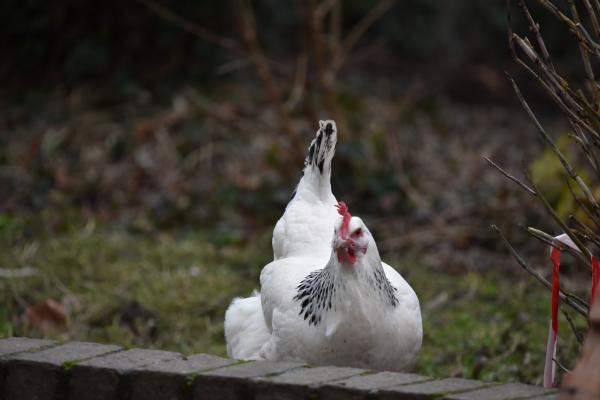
0;213;585;385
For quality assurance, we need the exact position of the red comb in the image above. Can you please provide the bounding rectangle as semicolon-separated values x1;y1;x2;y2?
336;201;352;238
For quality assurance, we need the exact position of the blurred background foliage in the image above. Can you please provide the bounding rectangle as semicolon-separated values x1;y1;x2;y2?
0;0;592;385
0;0;579;92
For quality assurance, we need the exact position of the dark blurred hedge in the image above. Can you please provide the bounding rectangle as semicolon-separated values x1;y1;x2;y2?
1;0;577;92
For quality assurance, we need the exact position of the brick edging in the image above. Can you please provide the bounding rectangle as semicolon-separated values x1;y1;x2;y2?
0;337;557;399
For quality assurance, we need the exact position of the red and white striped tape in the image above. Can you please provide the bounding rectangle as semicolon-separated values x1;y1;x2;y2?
543;234;600;388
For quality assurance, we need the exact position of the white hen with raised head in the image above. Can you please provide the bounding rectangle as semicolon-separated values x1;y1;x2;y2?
272;120;338;260
225;202;422;371
224;120;337;360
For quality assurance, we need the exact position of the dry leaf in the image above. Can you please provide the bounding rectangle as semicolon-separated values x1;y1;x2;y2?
25;299;69;333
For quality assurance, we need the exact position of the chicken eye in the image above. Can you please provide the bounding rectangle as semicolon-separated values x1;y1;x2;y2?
351;228;363;239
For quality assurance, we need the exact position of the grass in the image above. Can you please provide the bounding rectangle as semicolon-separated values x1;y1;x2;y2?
0;214;586;385
410;267;583;384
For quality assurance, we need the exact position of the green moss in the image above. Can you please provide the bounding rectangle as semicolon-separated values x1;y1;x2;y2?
62;361;75;371
180;374;198;400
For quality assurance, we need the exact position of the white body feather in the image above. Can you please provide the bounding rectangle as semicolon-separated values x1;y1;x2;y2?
224;292;270;360
258;255;422;371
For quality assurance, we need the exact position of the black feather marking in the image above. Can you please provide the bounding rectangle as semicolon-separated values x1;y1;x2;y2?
325;123;333;136
314;131;323;165
371;267;399;307
308;142;315;164
318;159;324;173
293;268;333;327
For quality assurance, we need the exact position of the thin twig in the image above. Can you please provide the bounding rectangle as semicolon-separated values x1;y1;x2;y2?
524;226;591;269
518;0;552;66
330;0;342;58
552;356;572;374
491;224;589;316
507;73;600;215
314;0;337;20
137;0;290;77
566;177;600;232
285;54;308;111
308;0;344;129
510;33;600;137
561;307;585;345
483;156;537;196
570;215;600;245
333;0;396;71
137;0;240;52
582;0;600;40
536;0;600;58
234;0;293;137
527;176;594;270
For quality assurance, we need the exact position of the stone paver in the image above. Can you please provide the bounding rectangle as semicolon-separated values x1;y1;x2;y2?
320;371;431;400
129;353;237;400
4;341;120;400
527;394;559;400
378;378;492;400
9;341;121;365
254;366;365;400
69;348;181;400
193;360;305;400
0;337;58;397
0;337;57;357
443;382;557;400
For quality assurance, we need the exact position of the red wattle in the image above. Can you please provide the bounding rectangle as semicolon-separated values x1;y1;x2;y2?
592;256;600;306
347;248;356;265
336;248;356;265
550;246;561;334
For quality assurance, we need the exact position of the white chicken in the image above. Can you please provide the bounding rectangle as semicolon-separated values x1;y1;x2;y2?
225;201;423;371
272;120;339;260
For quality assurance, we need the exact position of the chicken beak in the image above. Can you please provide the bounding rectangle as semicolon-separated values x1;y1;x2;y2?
335;237;356;265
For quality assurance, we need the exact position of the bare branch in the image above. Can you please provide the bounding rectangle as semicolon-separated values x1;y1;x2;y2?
525;226;590;267
314;0;337;20
308;0;344;129
483;156;537;196
507;73;600;215
567;0;597;101
137;0;241;52
285;54;308;111
536;0;600;58
561;307;585;345
582;0;600;40
491;225;589;316
333;0;396;71
234;0;293;136
570;215;600;245
330;0;342;57
552;356;572;374
517;0;552;65
527;176;594;270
